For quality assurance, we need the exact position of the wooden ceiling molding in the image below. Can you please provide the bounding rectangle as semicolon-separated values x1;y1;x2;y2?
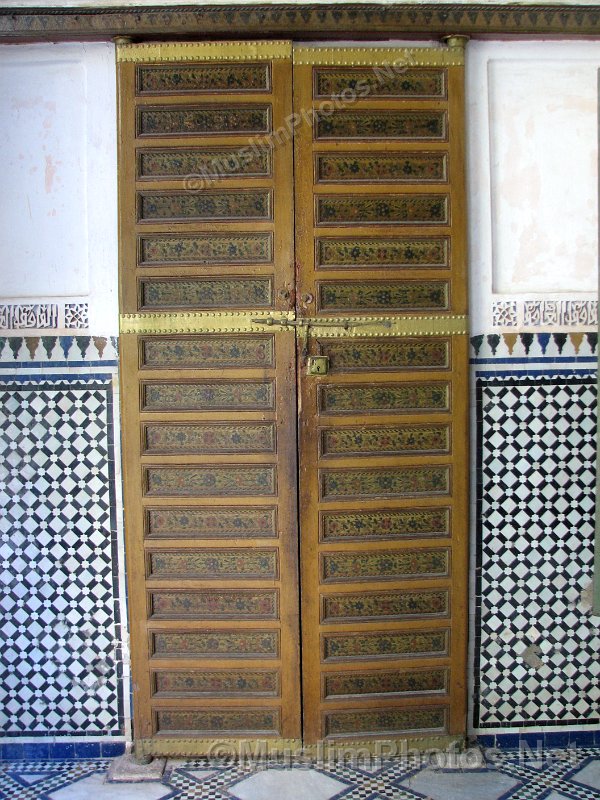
0;4;599;43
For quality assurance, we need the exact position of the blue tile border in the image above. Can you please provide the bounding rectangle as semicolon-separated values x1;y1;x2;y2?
0;361;119;370
0;741;126;760
74;742;104;759
4;735;600;762
477;731;600;749
1;736;599;764
471;356;597;366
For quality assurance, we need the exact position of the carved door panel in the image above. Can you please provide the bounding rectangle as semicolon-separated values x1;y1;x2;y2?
118;39;468;756
293;44;469;746
117;42;302;752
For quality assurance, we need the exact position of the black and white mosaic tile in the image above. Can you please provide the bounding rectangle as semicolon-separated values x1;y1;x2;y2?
2;748;600;800
0;376;125;736
473;372;599;730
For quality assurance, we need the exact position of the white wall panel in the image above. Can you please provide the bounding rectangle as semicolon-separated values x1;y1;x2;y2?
466;41;600;333
0;43;118;334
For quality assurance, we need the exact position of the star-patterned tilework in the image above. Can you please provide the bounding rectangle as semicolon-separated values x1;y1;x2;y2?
0;377;124;736
2;749;600;800
473;373;599;730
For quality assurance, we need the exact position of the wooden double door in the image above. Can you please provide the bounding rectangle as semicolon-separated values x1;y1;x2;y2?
117;39;469;755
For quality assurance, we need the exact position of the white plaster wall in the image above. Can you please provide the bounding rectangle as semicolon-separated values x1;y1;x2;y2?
0;42;118;335
466;41;600;334
1;40;599;338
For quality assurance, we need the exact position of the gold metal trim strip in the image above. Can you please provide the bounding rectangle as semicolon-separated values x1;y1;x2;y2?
292;46;464;68
119;311;296;335
117;40;293;63
120;312;468;336
136;734;464;758
310;315;469;338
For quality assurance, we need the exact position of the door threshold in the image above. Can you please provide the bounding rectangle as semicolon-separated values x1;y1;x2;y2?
136;734;466;760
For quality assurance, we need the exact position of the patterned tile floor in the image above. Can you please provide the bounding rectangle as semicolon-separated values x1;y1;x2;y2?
1;747;600;800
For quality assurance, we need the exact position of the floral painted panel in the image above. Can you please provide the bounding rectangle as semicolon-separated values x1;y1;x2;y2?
316;195;448;225
316;110;446;140
316;152;447;183
152;629;279;658
142;380;275;412
320;508;450;542
154;669;279;697
318;281;448;312
138;148;272;180
140;278;273;310
322;590;449;623
141;335;275;369
148;549;278;579
314;67;446;99
150;589;278;620
321;548;449;582
316;237;449;269
320;466;449;500
137;63;271;94
318;383;449;415
325;706;447;736
320;424;449;457
156;708;279;734
139;233;273;266
138;105;271;136
138;190;272;222
143;422;276;454
145;465;277;497
323;668;447;698
322;629;449;662
319;338;449;372
146;507;277;539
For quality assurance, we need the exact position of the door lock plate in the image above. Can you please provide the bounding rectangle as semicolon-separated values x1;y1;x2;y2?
307;355;329;375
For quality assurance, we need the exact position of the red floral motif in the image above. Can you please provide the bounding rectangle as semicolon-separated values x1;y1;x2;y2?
321;424;449;456
139;232;272;265
150;549;278;579
153;630;278;657
315;68;445;99
141;278;272;310
317;194;448;225
139;105;270;137
138;64;270;94
142;335;274;369
317;237;448;268
323;629;448;661
157;709;278;733
321;466;449;500
317;153;446;183
321;338;448;372
155;669;278;696
316;110;446;141
323;589;448;622
148;507;277;538
322;548;448;582
140;189;271;221
326;706;446;735
145;422;275;454
324;668;446;697
151;589;278;619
